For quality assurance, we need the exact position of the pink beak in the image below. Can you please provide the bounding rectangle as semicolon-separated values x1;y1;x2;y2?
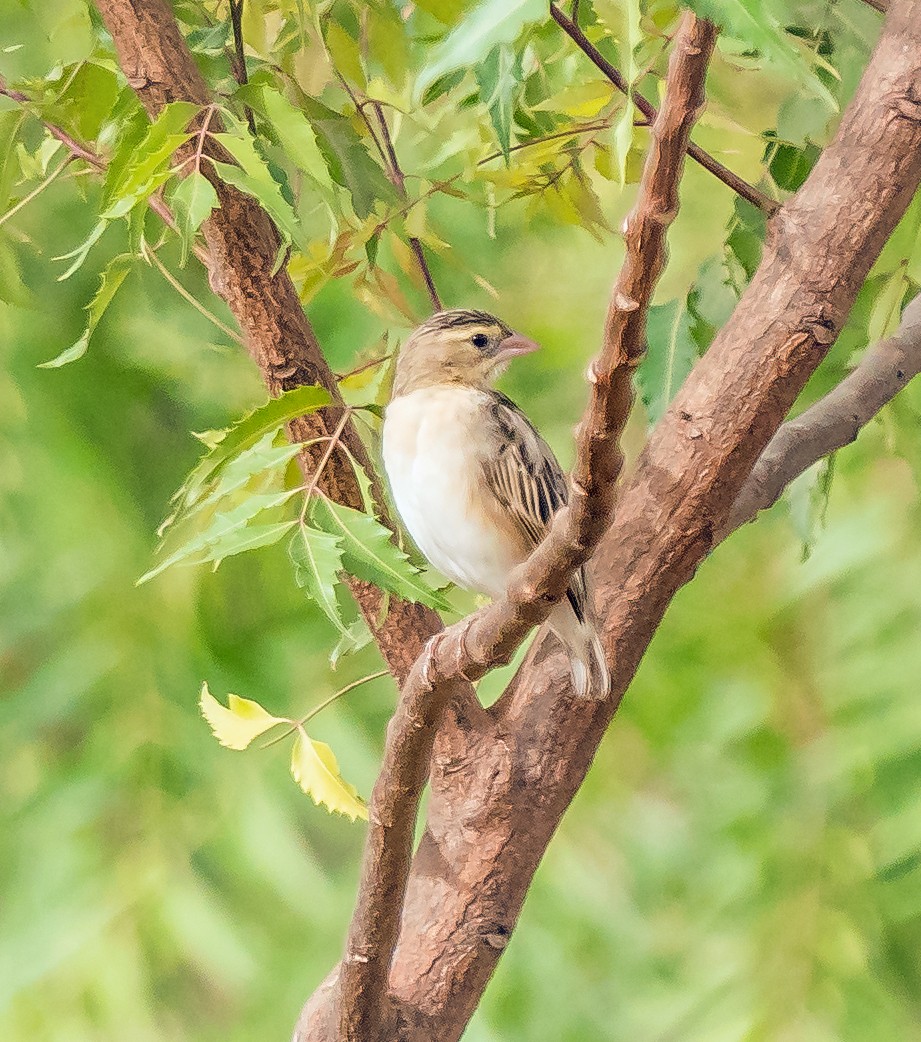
496;332;540;361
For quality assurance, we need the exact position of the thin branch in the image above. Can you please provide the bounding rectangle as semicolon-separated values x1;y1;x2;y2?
723;292;921;535
335;15;717;1042
0;154;73;228
141;241;243;343
370;101;443;312
861;0;889;10
227;0;258;135
548;3;779;216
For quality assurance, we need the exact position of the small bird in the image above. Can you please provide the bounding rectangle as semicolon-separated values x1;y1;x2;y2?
382;308;609;699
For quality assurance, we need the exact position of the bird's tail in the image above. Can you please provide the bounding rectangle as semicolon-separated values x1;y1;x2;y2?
548;600;610;700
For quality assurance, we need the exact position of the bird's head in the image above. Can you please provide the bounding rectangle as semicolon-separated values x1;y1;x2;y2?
392;309;540;397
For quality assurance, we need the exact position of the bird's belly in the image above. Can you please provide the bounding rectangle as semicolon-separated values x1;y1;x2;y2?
383;389;522;597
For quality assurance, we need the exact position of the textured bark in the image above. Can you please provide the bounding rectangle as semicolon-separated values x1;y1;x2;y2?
292;2;921;1039
726;291;921;534
93;0;442;683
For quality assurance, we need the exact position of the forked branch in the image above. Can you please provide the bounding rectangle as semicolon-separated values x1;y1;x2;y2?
334;14;718;1041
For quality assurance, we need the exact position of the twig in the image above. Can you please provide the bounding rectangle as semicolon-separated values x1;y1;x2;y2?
370;102;442;312
724;292;921;535
142;241;243;343
227;0;257;135
0;154;72;228
549;3;779;216
260;670;390;749
861;0;889;10
335;15;717;1042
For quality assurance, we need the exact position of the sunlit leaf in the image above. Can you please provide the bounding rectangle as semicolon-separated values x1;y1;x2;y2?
310;495;451;610
290;726;367;820
415;0;545;101
288;523;350;634
200;683;286;749
169;171;219;265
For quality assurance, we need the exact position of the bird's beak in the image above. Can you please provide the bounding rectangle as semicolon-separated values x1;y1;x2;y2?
495;332;540;362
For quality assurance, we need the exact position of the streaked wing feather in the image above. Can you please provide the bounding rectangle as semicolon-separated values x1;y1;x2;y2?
483;392;587;622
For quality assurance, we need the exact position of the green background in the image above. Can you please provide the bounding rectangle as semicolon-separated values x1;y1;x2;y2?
2;1;921;1040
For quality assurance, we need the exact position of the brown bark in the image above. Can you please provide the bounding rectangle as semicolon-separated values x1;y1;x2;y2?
725;291;921;534
290;2;921;1039
93;0;443;683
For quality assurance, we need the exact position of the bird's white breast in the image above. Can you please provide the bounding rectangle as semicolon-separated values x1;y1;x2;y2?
382;385;520;596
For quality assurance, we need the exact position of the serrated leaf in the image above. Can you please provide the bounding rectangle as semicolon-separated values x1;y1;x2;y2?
139;489;299;582
172;385;331;515
638;299;699;425
209;127;302;246
288;524;350;635
200;683;286;749
298;98;394;219
310;495;451;610
169;171;219;265
54;219;108;281
475;45;522;162
329;616;374;669
257;86;333;190
290;725;367;820
40;252;133;367
415;0;545;101
101;101;198;219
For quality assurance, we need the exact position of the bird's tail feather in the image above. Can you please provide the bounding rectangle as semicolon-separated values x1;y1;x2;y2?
548;602;610;700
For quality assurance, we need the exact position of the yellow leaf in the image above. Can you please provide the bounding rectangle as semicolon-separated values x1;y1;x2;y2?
199;683;286;750
290;726;368;821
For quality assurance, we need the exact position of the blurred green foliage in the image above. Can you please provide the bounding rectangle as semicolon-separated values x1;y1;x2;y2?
1;0;920;1040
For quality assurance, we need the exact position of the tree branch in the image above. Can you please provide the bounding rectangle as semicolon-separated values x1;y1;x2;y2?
333;14;717;1041
724;291;921;535
548;2;779;216
299;2;921;1038
93;0;444;684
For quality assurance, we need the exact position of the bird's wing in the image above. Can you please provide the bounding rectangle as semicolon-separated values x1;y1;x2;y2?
482;391;588;622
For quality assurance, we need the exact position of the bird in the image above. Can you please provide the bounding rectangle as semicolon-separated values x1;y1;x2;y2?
382;308;609;699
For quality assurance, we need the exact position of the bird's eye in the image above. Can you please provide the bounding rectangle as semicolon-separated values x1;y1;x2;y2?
471;333;489;349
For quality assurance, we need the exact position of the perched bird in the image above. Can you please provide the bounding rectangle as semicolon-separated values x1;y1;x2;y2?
382;308;609;699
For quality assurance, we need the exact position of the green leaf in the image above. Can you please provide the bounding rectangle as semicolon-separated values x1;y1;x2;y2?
288;523;350;635
200;683;286;749
684;1;835;107
475;45;522;161
415;0;545;102
768;139;820;193
612;0;640;184
172;385;331;514
169;172;219;265
787;454;835;561
298;98;394;219
329;617;373;669
54;219;109;281
101;101;199;219
310;495;451;610
210;124;302;246
40;253;133;368
637;299;699;425
290;726;367;820
138;490;299;582
257;86;333;190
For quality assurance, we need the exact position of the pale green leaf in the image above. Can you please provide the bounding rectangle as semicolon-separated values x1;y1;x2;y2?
172;385;331;515
612;0;640;184
54;219;108;281
40;253;133;367
258;86;333;190
415;0;545;101
637;299;699;425
169;171;219;265
288;524;350;635
310;496;451;610
139;489;299;582
101;101;198;219
200;683;286;749
290;726;367;820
